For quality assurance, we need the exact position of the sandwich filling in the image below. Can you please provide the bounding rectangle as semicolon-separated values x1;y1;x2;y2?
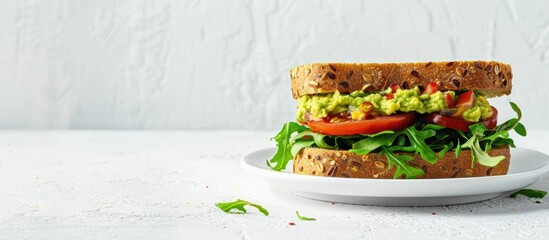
297;87;492;123
268;81;526;179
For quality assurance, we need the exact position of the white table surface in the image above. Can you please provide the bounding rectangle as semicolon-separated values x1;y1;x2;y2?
1;130;549;240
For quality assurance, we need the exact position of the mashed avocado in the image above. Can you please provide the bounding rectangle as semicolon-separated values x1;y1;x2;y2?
462;96;492;122
296;87;492;122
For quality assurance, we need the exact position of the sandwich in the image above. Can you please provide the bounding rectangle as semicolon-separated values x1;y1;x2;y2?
268;61;526;179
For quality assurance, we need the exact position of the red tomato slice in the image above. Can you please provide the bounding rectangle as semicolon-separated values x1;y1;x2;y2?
386;93;395;100
455;91;475;108
425;106;498;131
444;93;454;108
306;112;417;135
422;82;439;95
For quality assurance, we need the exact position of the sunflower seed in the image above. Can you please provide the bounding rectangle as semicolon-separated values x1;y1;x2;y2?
374;161;385;169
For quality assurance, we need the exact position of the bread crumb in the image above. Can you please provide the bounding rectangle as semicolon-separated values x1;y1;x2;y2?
288;222;295;226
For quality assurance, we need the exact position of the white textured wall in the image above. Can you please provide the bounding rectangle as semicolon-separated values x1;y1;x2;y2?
0;0;548;130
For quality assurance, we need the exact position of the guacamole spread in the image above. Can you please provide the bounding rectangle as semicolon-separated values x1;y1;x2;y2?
296;87;492;122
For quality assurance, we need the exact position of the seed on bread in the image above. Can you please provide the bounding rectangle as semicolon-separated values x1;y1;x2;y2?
411;70;420;78
307;81;318;87
464;169;474;177
374;161;385;169
452;79;461;88
362;73;372;82
347;70;353;79
317;164;324;173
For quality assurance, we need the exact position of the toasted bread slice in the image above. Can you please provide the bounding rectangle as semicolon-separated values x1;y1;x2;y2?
293;146;510;179
290;61;512;99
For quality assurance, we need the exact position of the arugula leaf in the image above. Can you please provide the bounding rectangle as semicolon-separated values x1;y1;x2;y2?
334;136;359;149
514;122;527;136
455;139;462;158
290;140;314;156
492;102;523;134
403;127;437;164
381;146;424;179
268;122;308;171
492;137;515;148
292;131;334;149
295;211;316;221
470;123;488;135
386;146;416;152
438;142;454;159
509;189;547;199
215;199;269;216
462;124;505;167
463;137;505;167
396;135;406;146
510;102;522;119
350;131;397;155
422;124;446;131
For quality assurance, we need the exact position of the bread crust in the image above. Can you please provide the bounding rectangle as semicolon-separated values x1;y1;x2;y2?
290;61;512;99
293;146;510;179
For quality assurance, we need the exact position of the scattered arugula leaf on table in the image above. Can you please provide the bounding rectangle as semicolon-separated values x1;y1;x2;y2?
296;211;316;221
509;189;547;199
215;199;269;216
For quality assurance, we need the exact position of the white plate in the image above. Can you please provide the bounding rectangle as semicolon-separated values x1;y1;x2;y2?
241;147;549;206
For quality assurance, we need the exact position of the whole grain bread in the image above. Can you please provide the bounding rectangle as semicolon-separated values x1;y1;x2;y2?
290;61;512;99
293;146;510;179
